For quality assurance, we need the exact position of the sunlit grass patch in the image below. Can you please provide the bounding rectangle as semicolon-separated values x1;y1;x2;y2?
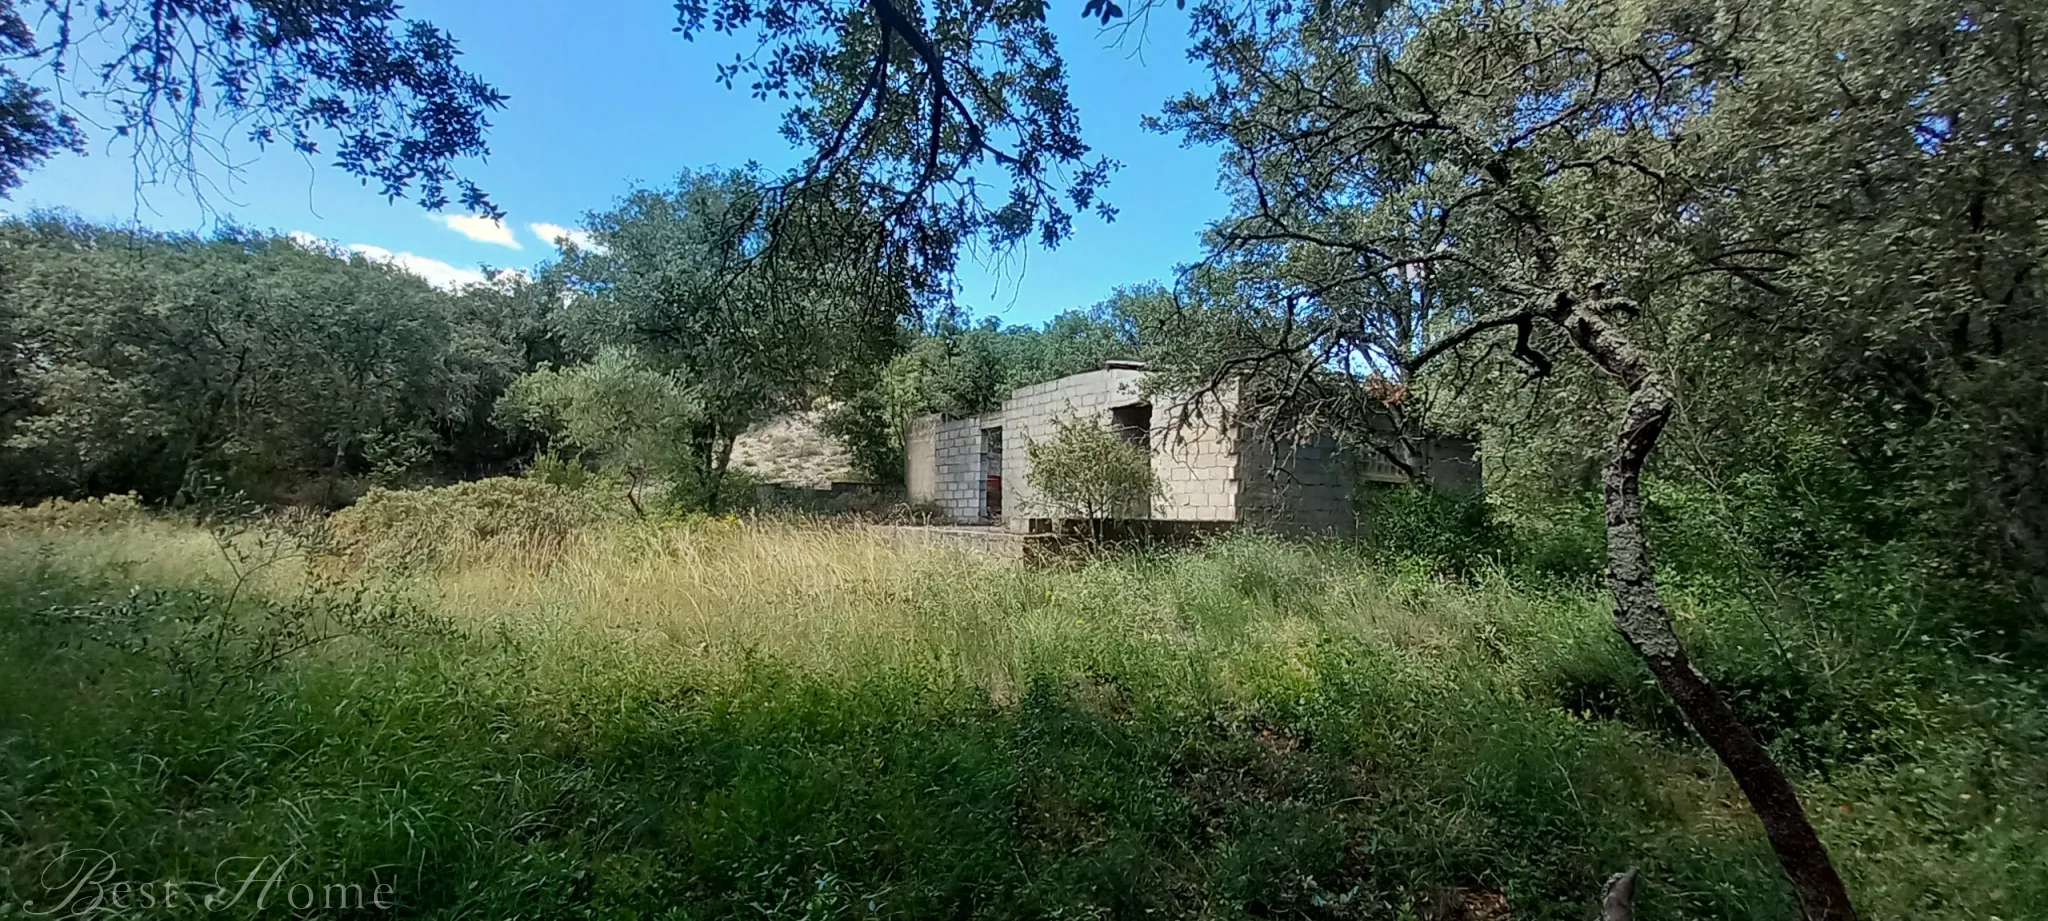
1;508;2043;919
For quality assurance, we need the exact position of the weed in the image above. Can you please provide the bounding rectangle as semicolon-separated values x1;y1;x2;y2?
0;515;2042;919
328;478;628;572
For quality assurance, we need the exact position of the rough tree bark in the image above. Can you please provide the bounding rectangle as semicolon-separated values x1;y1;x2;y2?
1548;294;1858;921
1600;869;1639;921
708;429;738;513
1410;291;1858;918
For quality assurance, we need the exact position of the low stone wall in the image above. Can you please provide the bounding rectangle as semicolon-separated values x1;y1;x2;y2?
754;482;900;515
868;524;1030;559
1019;517;1235;540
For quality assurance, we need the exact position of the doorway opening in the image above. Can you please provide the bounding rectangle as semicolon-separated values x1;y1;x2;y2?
980;426;1004;520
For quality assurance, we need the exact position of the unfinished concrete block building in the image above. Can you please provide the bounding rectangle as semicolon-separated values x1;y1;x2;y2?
904;362;1478;537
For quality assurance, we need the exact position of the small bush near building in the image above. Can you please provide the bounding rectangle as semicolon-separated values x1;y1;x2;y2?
1025;414;1161;527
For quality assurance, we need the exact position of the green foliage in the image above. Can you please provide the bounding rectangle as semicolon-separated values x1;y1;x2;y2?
0;216;543;505
669;0;1112;292
662;464;760;517
879;329;1012;421
496;350;703;512
522;449;602;490
1359;481;1624;584
327;478;627;572
816;385;905;484
553;170;904;504
3;520;2045;919
1025;415;1161;522
1140;0;2048;666
1362;485;1517;576
883;293;1150;421
1664;0;2048;613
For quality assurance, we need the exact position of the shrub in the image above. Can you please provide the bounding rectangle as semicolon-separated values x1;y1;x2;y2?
0;493;147;531
523;449;604;490
662;464;759;515
1025;414;1161;523
1361;484;1515;575
327;478;626;571
496;352;706;514
818;387;906;484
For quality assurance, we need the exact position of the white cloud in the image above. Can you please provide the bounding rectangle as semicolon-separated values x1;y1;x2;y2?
292;228;520;291
529;222;601;252
434;214;521;249
346;243;488;290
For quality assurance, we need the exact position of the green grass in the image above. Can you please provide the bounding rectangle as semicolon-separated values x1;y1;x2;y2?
0;506;2043;919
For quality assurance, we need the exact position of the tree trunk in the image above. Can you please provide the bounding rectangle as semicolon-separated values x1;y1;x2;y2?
1600;869;1638;921
624;470;647;518
705;431;737;513
1557;298;1857;921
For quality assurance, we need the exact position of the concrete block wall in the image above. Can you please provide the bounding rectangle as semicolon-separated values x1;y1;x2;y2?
1353;434;1483;496
1150;390;1239;523
904;416;939;505
1353;411;1481;493
930;415;996;523
1236;428;1359;538
908;366;1472;535
998;369;1141;531
1424;435;1482;494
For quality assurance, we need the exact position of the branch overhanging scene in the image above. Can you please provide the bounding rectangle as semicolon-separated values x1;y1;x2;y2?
0;0;2042;918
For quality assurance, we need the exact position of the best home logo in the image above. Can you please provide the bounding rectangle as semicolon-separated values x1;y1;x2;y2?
12;849;396;918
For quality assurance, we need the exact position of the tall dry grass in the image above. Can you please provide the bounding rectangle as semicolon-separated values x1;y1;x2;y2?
1;493;2044;919
345;513;1627;721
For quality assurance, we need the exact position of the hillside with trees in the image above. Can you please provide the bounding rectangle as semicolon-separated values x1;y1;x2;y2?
0;217;562;505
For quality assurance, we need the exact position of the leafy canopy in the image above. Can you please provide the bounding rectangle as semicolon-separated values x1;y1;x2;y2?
0;216;523;503
670;0;1117;289
552;169;907;500
0;0;504;208
495;351;704;500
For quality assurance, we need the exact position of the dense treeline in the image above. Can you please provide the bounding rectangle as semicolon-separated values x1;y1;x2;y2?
0;216;578;505
0;208;1153;505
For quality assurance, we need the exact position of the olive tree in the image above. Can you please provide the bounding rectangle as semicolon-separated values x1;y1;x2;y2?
494;351;703;516
1145;0;1918;915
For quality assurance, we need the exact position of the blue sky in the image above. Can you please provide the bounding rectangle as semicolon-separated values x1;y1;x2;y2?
13;3;1229;326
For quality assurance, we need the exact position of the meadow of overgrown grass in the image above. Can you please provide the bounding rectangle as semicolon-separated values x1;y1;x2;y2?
1;486;2044;919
